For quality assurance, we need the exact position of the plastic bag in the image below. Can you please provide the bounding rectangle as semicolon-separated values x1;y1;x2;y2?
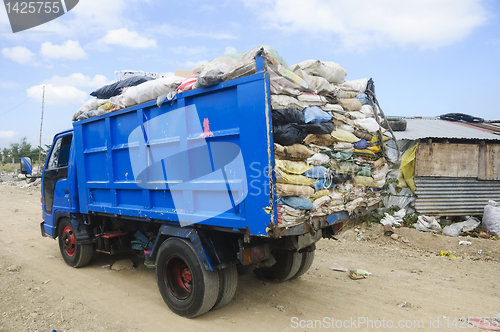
294;60;347;84
275;159;313;174
90;76;153;99
273;124;307;146
354;139;368;150
354;118;380;133
275;168;315;185
483;200;500;234
330;150;353;161
338;98;362;112
276;183;314;197
177;75;198;92
330;128;360;143
355;94;371;106
352;176;373;186
275;143;315;160
356;167;371;177
121;76;184;107
306;153;330;166
303;122;334;135
278;196;314;210
303;106;332;124
271;95;306;111
442;217;480;237
339;79;368;95
72;98;109;121
269;67;302;96
380;209;406;227
415;215;442;234
272;109;305;125
332;142;354;151
303;134;335;146
321;104;344;112
312;178;336;191
303;166;332;179
297;92;327;105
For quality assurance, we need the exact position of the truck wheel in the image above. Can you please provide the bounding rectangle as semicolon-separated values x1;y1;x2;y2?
253;251;302;282
58;219;92;268
212;265;238;311
291;251;315;279
156;238;219;318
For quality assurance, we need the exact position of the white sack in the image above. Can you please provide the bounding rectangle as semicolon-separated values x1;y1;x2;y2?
294;60;347;84
354;118;380;133
122;76;184;107
483;200;500;234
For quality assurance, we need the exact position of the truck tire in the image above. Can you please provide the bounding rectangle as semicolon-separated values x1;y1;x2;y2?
291;251;315;279
58;219;92;268
253;251;302;282
155;238;219;318
212;265;238;311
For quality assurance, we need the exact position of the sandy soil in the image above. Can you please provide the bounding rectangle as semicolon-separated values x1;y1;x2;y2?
1;181;500;332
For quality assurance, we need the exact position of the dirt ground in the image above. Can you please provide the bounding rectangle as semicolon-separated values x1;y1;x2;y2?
1;181;500;332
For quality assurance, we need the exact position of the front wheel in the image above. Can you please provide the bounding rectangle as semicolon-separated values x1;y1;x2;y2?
156;238;219;318
58;219;92;268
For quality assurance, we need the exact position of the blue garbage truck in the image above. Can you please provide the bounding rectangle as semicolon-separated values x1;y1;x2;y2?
21;56;352;318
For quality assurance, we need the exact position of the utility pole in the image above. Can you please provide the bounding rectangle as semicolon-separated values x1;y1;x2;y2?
38;85;45;170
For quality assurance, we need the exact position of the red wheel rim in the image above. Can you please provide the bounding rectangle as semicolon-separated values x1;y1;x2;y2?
164;257;192;300
62;226;76;257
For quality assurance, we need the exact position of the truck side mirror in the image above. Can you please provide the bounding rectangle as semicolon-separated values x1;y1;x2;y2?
20;157;32;175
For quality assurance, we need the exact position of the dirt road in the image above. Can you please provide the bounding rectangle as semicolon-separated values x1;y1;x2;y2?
1;182;500;332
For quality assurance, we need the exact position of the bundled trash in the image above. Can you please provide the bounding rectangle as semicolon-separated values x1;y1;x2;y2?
71;45;391;228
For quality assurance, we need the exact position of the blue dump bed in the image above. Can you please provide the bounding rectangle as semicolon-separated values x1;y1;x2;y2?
73;61;277;236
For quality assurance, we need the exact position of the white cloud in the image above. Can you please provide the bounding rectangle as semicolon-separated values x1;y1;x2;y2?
1;46;35;64
241;0;489;50
0;131;16;139
41;73;111;88
168;46;208;56
27;84;87;105
101;28;157;49
25;73;112;105
40;40;88;60
154;24;237;40
224;46;237;54
178;60;208;69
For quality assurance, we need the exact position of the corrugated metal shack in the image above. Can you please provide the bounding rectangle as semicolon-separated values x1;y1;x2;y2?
394;117;500;216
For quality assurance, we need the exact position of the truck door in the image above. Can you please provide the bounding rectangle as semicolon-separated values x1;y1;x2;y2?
43;134;73;232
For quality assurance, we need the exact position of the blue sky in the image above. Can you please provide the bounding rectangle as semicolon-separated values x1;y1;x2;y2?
0;0;499;150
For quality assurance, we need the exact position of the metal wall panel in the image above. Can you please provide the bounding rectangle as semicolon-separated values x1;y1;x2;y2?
414;177;500;216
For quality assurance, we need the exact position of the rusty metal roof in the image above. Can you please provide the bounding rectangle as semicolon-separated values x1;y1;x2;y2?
393;117;500;141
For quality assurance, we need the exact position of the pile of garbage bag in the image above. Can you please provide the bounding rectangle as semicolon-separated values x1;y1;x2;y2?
71;45;390;228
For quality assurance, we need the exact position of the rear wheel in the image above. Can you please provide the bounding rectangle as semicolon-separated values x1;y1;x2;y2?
291;251;315;279
156;238;219;318
212;265;238;311
58;219;92;268
253;251;302;282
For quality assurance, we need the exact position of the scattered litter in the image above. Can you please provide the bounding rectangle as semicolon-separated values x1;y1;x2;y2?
439;251;457;258
478;250;483;255
459;241;472;245
356;269;372;276
380;209;405;227
442;277;454;281
414;215;441;234
383;224;394;236
397;302;414;308
348;270;366;280
443;217;481;237
329;263;348;272
483;200;500;235
42;279;50;284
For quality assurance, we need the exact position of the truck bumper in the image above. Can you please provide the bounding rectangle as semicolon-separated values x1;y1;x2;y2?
40;221;48;237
